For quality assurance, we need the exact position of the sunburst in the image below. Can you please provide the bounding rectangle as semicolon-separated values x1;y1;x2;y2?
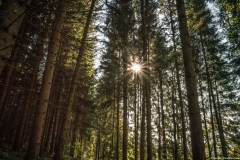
131;63;141;73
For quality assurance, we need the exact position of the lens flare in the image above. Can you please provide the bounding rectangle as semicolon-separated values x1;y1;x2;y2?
132;63;141;72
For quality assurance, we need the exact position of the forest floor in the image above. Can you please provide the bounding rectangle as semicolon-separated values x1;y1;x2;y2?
0;144;25;160
0;144;79;160
0;144;51;160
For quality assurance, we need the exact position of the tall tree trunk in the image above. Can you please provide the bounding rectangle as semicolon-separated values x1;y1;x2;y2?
213;67;227;157
201;32;228;157
0;36;20;111
159;72;167;159
134;75;138;160
146;70;152;160
140;0;152;158
200;31;228;158
12;46;42;151
208;83;218;157
157;86;162;159
25;1;66;159
53;0;96;159
140;81;146;160
172;78;178;160
120;0;130;158
70;111;80;157
122;49;128;160
200;32;219;157
0;46;19;121
199;81;212;158
176;0;205;159
168;0;188;158
116;68;120;160
0;0;32;74
95;120;100;160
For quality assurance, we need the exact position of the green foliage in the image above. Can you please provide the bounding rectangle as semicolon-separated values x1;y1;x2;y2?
217;0;240;52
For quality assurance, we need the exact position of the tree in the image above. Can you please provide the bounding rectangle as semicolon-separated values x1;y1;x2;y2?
176;0;205;159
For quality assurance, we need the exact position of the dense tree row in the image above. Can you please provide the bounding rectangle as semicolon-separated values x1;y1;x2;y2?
0;0;96;159
0;0;239;159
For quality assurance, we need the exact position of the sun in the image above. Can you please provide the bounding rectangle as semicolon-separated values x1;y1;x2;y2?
131;63;141;73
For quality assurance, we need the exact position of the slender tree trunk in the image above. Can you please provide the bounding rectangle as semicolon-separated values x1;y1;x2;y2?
50;74;65;154
199;82;212;158
134;75;138;160
200;32;226;158
0;37;19;111
209;84;218;157
159;72;167;160
176;0;205;159
95;120;99;160
0;46;18;122
213;68;227;157
12;48;42;151
120;0;130;159
140;0;152;158
112;90;116;159
140;81;146;160
0;0;32;74
122;49;128;160
201;32;227;157
116;70;120;160
157;87;162;159
175;54;188;160
25;1;66;159
53;0;96;159
70;111;80;157
172;79;178;160
49;105;59;154
146;72;152;160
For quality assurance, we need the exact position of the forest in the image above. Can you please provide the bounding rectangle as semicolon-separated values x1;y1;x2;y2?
0;0;239;159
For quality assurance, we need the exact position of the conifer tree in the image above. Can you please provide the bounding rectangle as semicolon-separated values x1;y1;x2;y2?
176;0;205;159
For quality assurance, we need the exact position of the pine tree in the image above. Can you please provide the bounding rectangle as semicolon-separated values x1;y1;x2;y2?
176;0;205;159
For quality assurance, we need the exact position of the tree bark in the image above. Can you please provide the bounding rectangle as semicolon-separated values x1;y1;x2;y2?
159;72;167;160
176;0;205;159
